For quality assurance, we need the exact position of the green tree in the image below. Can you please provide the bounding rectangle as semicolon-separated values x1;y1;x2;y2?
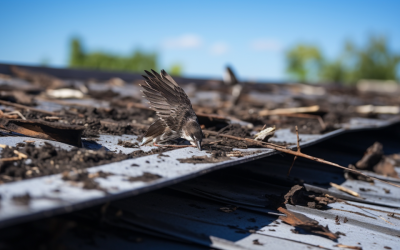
320;41;355;83
69;38;85;67
285;44;323;83
285;35;400;84
68;38;158;72
351;36;400;81
169;63;183;76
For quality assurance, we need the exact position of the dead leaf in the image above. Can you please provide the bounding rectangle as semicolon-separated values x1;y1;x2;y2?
278;207;338;240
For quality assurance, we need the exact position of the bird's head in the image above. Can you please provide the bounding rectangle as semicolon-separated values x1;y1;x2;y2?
182;119;203;150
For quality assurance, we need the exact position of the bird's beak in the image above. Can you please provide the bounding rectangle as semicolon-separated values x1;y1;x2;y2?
196;140;202;151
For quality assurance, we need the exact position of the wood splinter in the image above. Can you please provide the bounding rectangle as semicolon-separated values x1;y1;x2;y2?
330;182;361;197
0;144;28;162
334;244;362;250
153;142;195;149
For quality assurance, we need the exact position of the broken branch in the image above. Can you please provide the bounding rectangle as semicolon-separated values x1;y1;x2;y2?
202;129;400;188
203;129;288;149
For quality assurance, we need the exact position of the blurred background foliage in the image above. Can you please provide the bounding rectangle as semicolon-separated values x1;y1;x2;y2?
285;35;400;85
67;36;399;84
169;63;184;76
68;38;185;75
68;38;183;76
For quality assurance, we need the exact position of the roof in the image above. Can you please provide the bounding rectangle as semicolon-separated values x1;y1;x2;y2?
0;63;399;249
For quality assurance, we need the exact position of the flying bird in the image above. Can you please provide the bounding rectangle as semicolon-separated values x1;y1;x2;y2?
140;69;203;150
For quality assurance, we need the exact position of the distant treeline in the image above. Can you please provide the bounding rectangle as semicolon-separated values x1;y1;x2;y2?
67;36;399;84
68;38;182;76
285;35;400;84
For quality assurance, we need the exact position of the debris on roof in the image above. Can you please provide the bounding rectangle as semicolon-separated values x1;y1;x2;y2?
0;63;399;249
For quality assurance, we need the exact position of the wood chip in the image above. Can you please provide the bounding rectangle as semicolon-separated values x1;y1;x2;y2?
334;244;362;250
0;144;27;159
259;105;320;116
278;207;338;240
330;183;361;197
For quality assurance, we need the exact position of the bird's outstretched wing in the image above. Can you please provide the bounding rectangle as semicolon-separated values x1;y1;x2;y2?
140;69;196;132
223;66;238;86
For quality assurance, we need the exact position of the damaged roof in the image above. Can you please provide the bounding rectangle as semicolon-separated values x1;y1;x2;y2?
0;63;399;249
1;126;399;249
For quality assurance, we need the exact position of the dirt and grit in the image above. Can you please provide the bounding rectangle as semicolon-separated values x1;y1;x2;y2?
0;142;172;184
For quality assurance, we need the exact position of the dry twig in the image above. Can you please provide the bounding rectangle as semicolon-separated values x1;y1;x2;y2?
330;183;361;197
202;129;400;188
259;105;320;116
378;216;394;225
0;110;27;120
334;244;362;250
0;157;22;162
0;144;28;162
343;201;400;216
207;140;223;145
44;116;60;121
8;111;27;120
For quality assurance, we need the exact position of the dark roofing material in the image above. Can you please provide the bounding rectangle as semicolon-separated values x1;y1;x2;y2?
16;125;397;249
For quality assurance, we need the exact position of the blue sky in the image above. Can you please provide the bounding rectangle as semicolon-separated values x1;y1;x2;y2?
1;0;399;81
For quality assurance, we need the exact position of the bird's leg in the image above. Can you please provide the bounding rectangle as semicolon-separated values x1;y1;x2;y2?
153;142;195;148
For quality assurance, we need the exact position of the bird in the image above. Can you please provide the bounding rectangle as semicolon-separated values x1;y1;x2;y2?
223;66;243;106
140;69;203;150
223;66;239;86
